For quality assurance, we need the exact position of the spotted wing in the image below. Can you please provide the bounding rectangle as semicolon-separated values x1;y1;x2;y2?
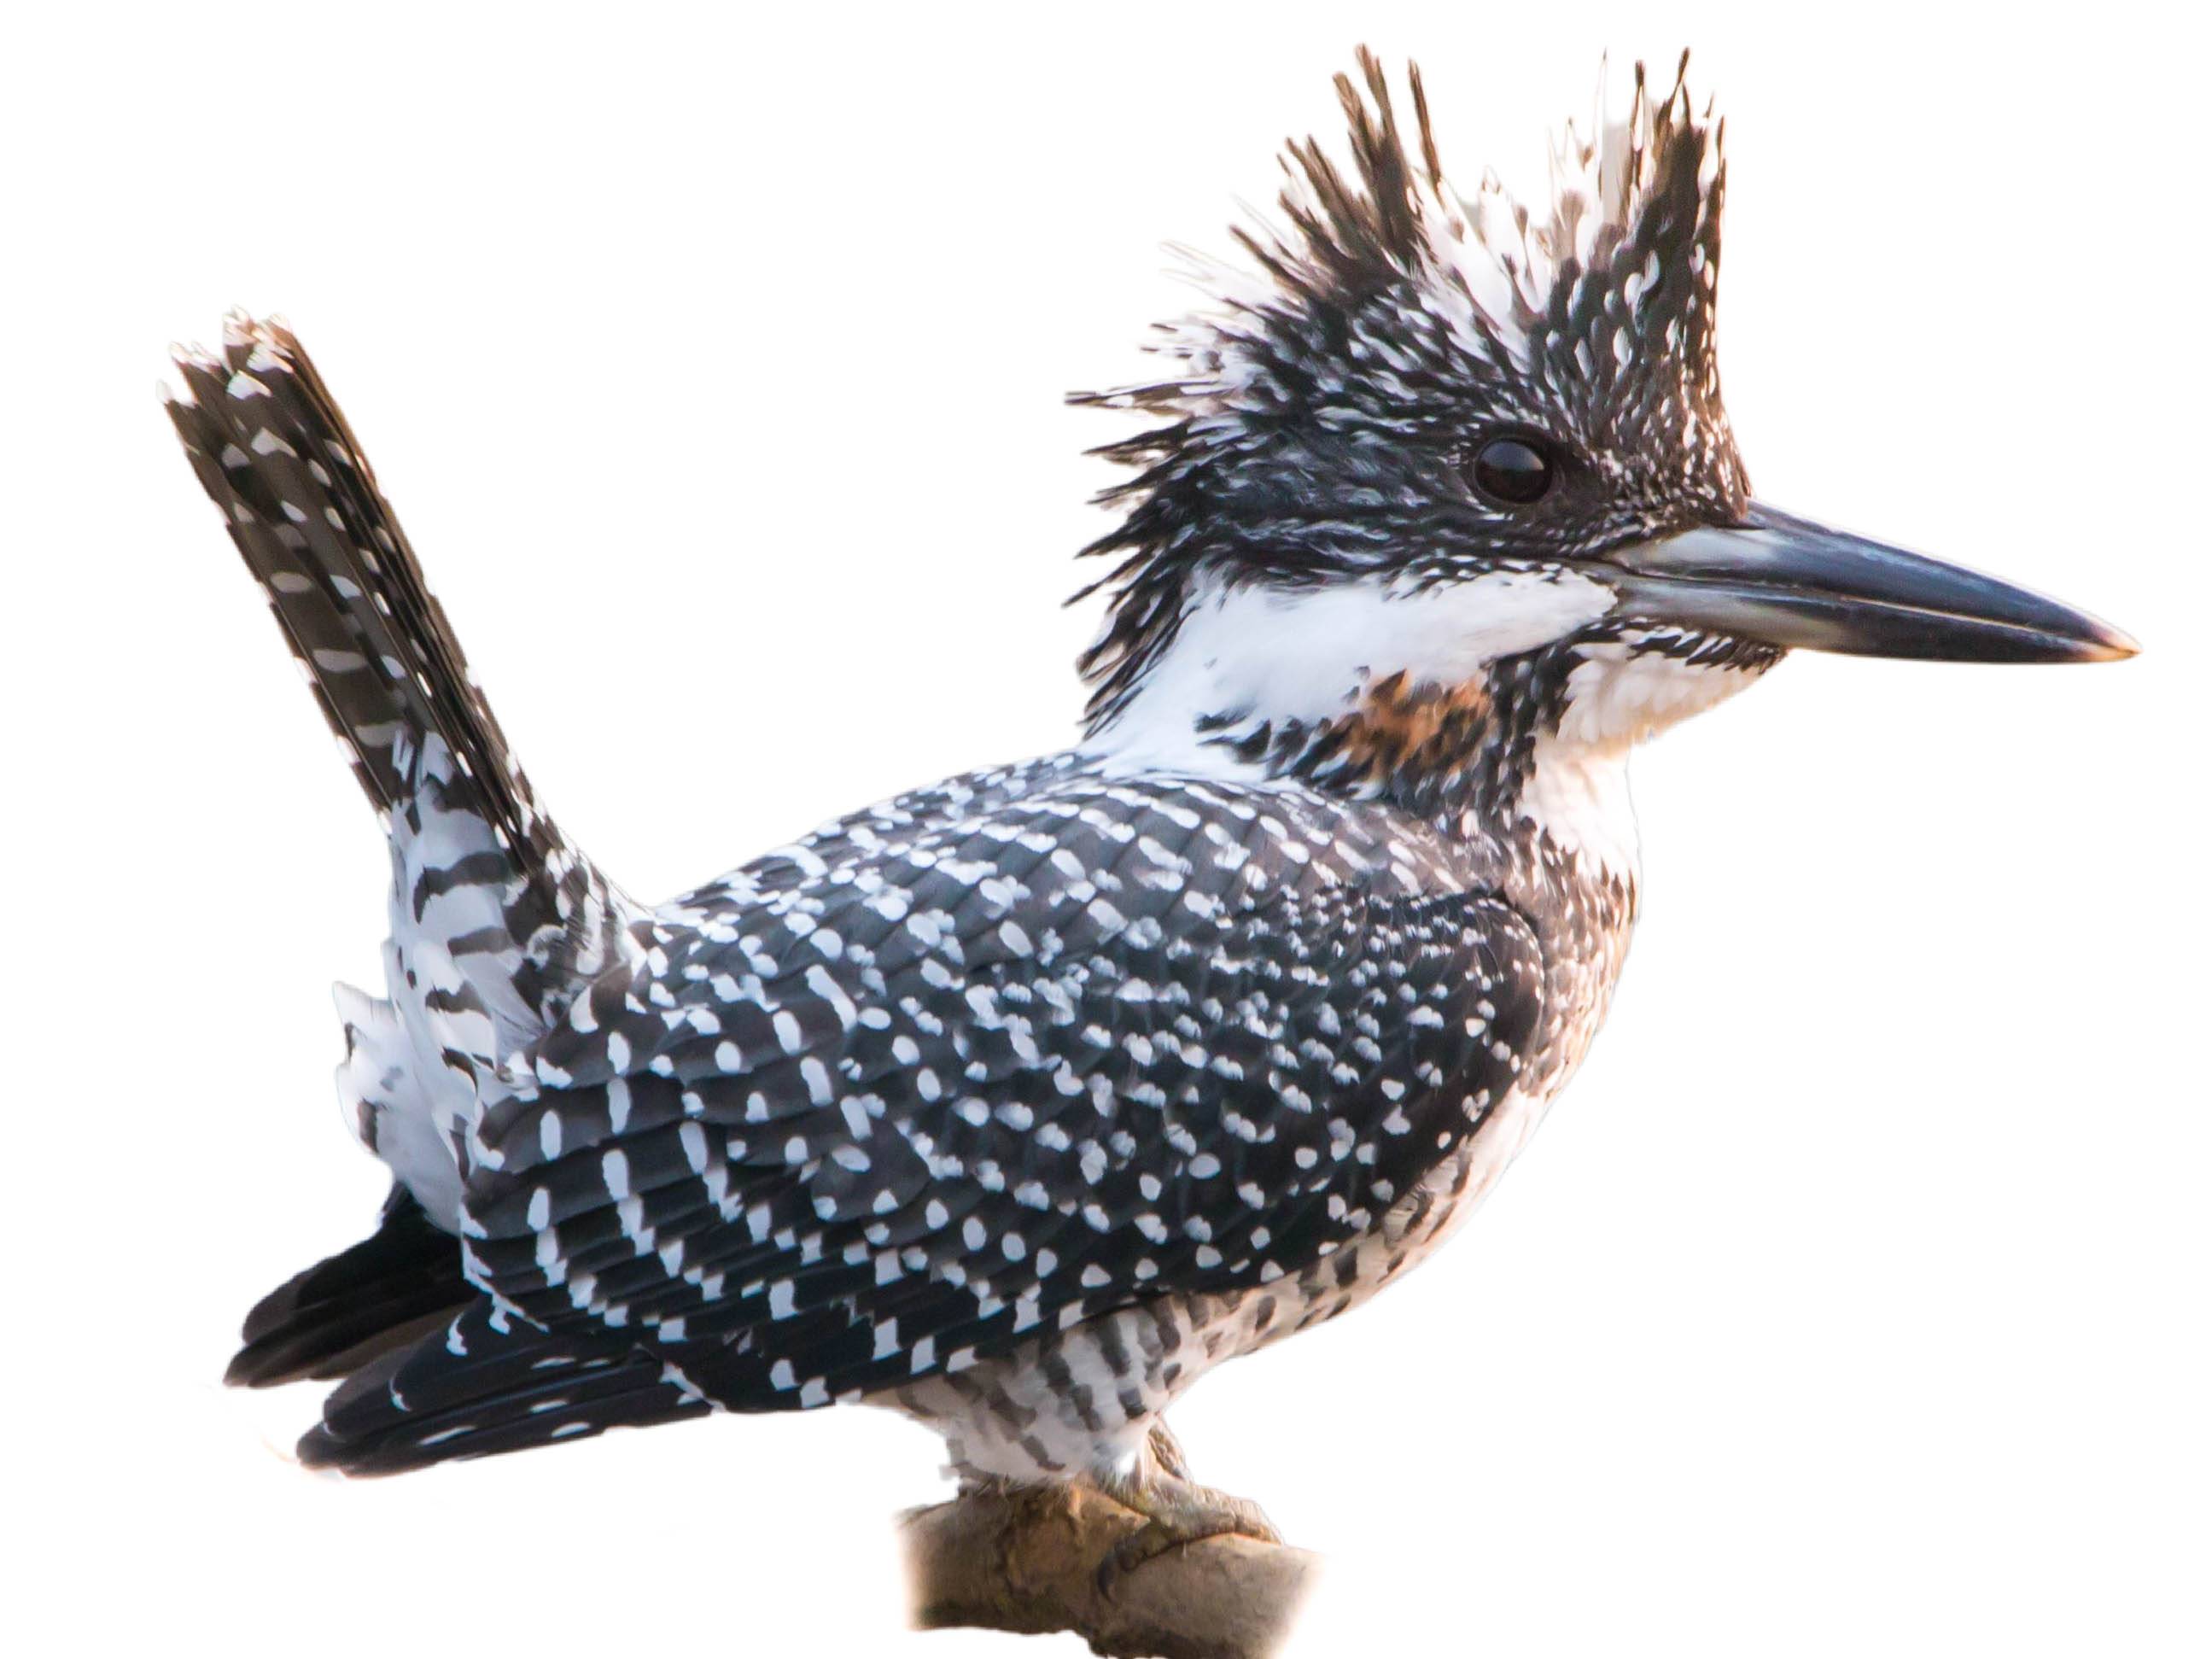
459;777;1545;1410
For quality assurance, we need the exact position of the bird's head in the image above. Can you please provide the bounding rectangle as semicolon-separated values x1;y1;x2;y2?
1076;52;2133;815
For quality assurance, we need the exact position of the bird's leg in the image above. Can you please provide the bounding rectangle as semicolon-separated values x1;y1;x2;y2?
1091;1421;1281;1592
1144;1418;1192;1481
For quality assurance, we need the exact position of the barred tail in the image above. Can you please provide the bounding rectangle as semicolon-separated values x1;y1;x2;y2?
163;314;633;1043
162;314;552;862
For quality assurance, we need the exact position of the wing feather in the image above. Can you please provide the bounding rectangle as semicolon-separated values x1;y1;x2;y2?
459;770;1542;1410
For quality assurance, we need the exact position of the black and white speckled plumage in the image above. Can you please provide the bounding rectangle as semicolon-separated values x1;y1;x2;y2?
167;55;1824;1488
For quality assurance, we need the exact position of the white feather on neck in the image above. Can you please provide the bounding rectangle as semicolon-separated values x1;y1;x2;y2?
1080;572;1765;886
1515;639;1770;879
1083;567;1616;777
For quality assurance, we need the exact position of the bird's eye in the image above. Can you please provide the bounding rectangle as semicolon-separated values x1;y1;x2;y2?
1470;436;1555;506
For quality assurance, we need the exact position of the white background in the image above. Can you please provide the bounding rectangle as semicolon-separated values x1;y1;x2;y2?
4;3;2205;1654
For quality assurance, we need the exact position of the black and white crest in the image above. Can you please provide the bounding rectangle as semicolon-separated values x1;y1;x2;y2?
1076;51;1749;732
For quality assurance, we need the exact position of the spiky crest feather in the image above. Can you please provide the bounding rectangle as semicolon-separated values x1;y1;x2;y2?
1072;50;1739;734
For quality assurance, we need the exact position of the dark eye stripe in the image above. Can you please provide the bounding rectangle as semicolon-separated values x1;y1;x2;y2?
1470;437;1553;506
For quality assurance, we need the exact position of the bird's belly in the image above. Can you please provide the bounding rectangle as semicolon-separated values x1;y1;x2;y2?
873;1082;1556;1486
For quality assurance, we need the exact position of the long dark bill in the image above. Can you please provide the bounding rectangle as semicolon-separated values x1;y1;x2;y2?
1612;504;2138;664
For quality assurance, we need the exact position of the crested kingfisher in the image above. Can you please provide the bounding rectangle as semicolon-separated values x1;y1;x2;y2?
165;51;2133;1580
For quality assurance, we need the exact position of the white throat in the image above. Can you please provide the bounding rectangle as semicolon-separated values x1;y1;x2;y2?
1078;573;1766;887
1082;567;1617;776
1515;637;1770;878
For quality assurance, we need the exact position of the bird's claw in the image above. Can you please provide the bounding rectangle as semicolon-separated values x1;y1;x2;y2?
1091;1454;1281;1598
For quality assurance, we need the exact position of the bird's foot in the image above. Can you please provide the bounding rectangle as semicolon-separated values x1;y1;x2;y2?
1091;1438;1281;1596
